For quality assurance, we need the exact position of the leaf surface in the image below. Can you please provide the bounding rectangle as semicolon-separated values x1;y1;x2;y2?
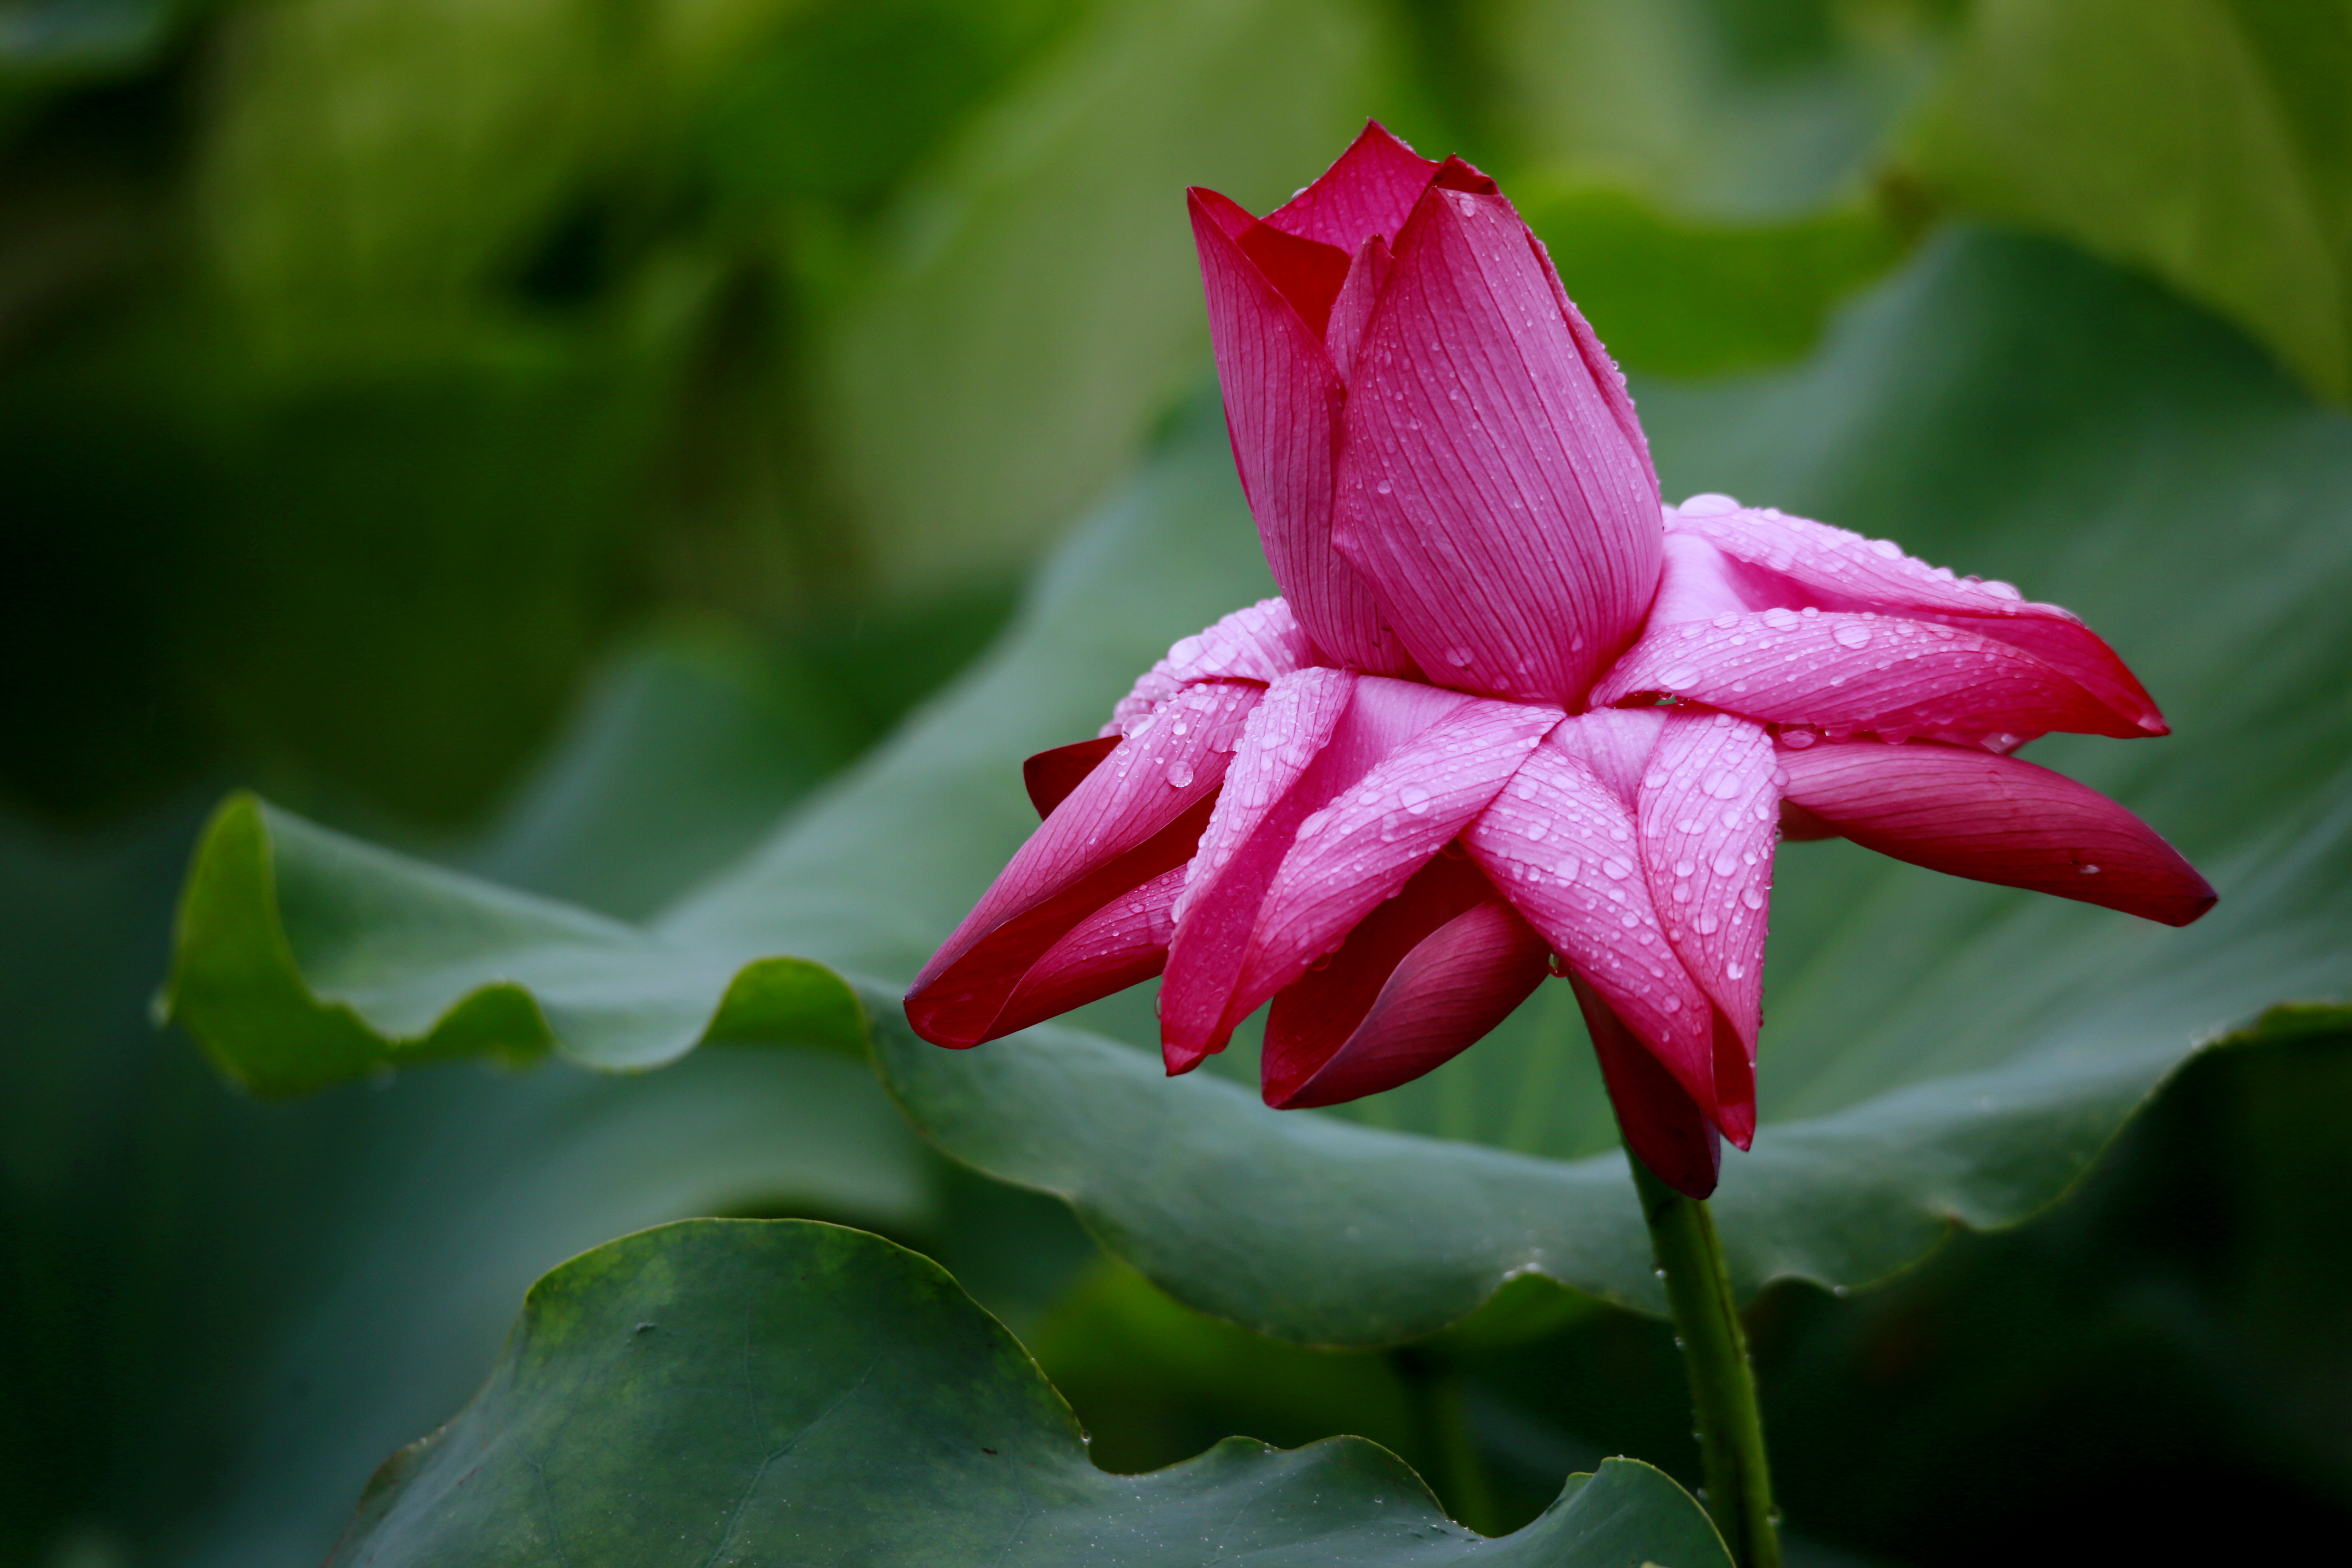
330;1218;1726;1568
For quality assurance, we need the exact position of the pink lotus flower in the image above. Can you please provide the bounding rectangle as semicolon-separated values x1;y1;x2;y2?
904;124;2214;1196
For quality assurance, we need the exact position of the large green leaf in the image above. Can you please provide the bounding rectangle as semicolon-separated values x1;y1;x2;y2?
1909;0;2352;403
330;1218;1726;1567
166;228;2352;1343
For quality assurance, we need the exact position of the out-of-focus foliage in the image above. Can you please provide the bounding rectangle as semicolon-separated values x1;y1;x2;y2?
1909;0;2352;404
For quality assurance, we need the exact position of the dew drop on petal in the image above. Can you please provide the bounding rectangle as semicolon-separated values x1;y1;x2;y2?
1697;913;1719;935
1712;851;1742;876
1602;857;1633;880
1445;646;1474;668
1167;762;1194;788
1400;783;1433;816
1375;480;1393;496
2079;863;2101;875
1833;622;1872;650
1741;886;1765;910
1657;665;1699;690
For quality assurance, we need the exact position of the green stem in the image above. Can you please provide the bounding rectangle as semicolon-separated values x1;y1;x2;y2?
1627;1155;1781;1568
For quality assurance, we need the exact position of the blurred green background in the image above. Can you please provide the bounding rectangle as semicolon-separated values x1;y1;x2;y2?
6;1;2349;1564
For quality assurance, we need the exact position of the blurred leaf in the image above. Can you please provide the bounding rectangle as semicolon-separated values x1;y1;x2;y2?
0;797;940;1568
164;227;2352;1348
1909;0;2352;403
1526;182;1913;376
808;0;1394;597
1457;0;1953;219
328;1217;1727;1567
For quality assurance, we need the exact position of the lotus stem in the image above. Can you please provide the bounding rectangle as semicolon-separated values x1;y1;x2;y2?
1626;1155;1781;1568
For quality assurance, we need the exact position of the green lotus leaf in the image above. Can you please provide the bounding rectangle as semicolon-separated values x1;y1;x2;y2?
330;1218;1726;1568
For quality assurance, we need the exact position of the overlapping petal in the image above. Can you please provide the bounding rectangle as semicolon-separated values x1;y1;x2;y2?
1105;599;1313;736
1665;496;2165;736
1189;193;1410;673
1161;674;1473;1069
991;865;1187;1039
1779;738;2217;926
1633;711;1778;1145
1569;976;1723;1199
1263;855;1550;1109
1223;695;1560;1041
906;682;1257;1047
1463;724;1717;1122
1596;603;2147;748
1334;162;1662;706
1260;119;1439;256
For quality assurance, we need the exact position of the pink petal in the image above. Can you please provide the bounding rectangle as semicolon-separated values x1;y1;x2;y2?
991;864;1188;1038
1544;704;1670;805
1463;722;1718;1127
1779;738;2218;927
1190;193;1414;675
1634;711;1777;1145
1265;864;1551;1109
1594;604;2148;748
1334;162;1663;706
1262;119;1441;254
1569;975;1722;1200
1104;599;1313;737
1024;736;1120;819
905;682;1256;1046
1160;673;1467;1070
1224;693;1561;1040
1325;234;1392;378
1666;497;2166;737
1236;219;1353;343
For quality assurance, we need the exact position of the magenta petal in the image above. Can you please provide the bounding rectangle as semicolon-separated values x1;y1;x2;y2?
1159;669;1358;1069
1228;695;1562;1032
1024;736;1121;819
1267;889;1551;1109
1325;234;1392;378
1105;599;1312;736
905;682;1256;1045
1634;712;1777;1142
1595;606;2144;747
1263;119;1440;254
1667;498;2167;737
1569;975;1722;1200
1190;194;1412;675
1161;673;1465;1069
991;864;1187;1038
1334;172;1663;706
1464;723;1717;1120
1780;738;2218;926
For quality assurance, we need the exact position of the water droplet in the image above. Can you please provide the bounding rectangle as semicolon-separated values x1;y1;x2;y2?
1697;913;1719;935
1601;857;1632;880
1741;886;1765;910
1167;762;1194;788
1833;622;1872;650
1400;783;1432;815
1711;611;1740;630
2079;863;2101;875
1680;492;1740;516
1869;538;1903;559
1444;646;1473;667
1712;850;1742;876
1657;664;1700;690
1522;820;1547;842
1781;727;1817;749
1674;858;1695;877
1374;480;1392;496
1704;769;1742;800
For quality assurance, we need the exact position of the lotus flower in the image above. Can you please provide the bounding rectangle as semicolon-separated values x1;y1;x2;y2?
904;123;2214;1197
